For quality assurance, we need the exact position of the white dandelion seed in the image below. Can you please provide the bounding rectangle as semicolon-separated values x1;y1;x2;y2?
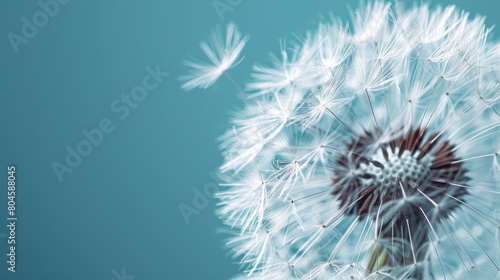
185;1;500;279
179;22;248;91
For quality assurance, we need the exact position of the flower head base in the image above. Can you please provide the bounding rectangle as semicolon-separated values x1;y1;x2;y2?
193;1;500;279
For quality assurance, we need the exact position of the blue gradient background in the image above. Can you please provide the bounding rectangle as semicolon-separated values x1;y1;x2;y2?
0;1;498;279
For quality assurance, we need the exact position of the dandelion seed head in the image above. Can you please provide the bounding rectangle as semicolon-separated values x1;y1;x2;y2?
186;1;500;279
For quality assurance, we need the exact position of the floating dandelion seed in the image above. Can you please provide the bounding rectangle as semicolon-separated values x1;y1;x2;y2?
184;1;500;279
179;22;249;91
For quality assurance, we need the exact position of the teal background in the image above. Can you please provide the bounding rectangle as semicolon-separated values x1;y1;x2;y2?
0;0;498;279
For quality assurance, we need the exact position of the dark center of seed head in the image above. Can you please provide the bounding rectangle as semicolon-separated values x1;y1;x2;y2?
332;127;469;222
